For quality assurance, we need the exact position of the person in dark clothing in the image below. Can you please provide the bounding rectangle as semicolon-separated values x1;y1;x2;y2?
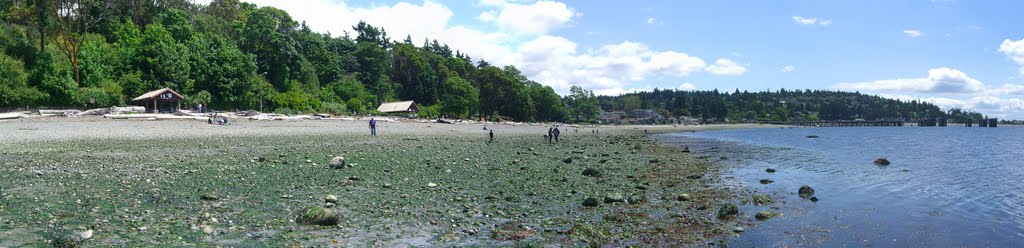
369;118;377;136
489;129;494;143
547;127;553;143
553;127;561;143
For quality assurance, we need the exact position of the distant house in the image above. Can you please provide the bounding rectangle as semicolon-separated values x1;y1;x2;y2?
377;101;420;115
133;88;185;113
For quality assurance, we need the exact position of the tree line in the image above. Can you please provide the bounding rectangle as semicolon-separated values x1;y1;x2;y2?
0;0;577;122
0;0;983;123
598;89;984;123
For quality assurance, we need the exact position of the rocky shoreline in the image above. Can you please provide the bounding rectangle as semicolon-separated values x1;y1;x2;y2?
0;118;762;246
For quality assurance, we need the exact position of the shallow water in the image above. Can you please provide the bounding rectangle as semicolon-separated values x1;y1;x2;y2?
661;126;1024;247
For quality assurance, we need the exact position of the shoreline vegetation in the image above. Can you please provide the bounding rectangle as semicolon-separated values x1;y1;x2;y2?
0;118;765;246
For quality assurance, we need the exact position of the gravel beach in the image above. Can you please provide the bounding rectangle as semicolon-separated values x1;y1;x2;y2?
0;117;762;246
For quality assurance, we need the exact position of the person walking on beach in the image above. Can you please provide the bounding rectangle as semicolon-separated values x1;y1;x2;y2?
553;127;561;143
488;129;494;143
547;127;553;143
369;118;377;136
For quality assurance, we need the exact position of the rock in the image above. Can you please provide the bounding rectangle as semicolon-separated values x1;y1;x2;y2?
759;179;774;184
562;157;573;163
733;226;745;232
755;211;778;220
383;183;393;188
806;135;819;138
717;203;738;219
810;196;819;202
581;168;602;178
627;195;645;204
329;156;346;169
874;158;891;166
324;194;339;203
348;176;360;181
765;168;776;173
687;175;703;180
305;159;312;163
752;194;773;205
202;225;214;234
427;182;438;188
603;193;625;203
798;185;815;199
676;194;691;201
78;229;93;240
324;203;336;208
581;197;600;207
200;193;218;201
296;206;340;226
137;226;148;232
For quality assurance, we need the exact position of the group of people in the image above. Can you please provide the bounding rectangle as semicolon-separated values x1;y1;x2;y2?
547;127;561;143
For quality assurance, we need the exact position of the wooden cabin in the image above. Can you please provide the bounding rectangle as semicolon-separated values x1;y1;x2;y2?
133;88;185;113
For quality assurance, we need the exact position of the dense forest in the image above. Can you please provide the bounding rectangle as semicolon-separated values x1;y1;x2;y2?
598;89;984;123
0;0;580;122
0;0;984;123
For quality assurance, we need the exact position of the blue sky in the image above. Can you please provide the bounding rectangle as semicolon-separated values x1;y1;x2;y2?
198;0;1024;118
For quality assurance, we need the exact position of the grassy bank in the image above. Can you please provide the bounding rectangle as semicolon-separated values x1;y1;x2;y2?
0;120;745;246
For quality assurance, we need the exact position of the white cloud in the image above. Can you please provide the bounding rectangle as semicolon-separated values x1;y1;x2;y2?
679;82;697;90
481;0;578;36
835;67;1024;119
882;94;1024;119
903;30;924;37
999;38;1024;75
705;59;747;75
645;17;663;25
781;65;795;73
477;10;497;22
195;0;740;96
832;67;984;94
792;16;831;27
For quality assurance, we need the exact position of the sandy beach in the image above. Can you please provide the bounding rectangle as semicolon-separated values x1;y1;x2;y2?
0;117;764;246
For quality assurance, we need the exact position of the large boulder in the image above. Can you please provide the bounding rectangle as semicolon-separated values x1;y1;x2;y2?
296;206;340;226
798;185;815;199
329;156;347;169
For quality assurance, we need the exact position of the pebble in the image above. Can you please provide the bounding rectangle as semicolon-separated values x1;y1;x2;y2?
324;194;339;203
733;227;744;232
427;183;438;188
202;226;214;234
79;229;93;240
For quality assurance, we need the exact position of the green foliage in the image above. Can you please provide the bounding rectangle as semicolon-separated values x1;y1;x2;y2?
440;76;478;118
418;104;441;119
273;84;319;113
189;91;213;107
566;85;600;123
318;101;348;115
0;0;983;124
273;107;296;116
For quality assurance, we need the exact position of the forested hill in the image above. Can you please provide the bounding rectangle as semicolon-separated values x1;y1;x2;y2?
598;89;984;123
0;0;571;122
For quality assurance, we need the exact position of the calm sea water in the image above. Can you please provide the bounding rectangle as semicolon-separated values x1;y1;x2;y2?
660;126;1024;247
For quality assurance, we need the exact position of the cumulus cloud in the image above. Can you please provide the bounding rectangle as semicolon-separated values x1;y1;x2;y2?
781;65;795;73
1000;38;1024;75
705;59;747;75
792;16;831;27
479;0;578;36
836;67;1024;119
194;0;741;96
679;82;697;90
903;30;924;37
832;67;984;94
